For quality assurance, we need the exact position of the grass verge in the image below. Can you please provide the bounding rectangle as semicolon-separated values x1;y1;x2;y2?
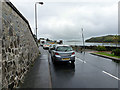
95;52;120;59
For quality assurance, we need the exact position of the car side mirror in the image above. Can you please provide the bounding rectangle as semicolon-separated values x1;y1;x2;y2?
51;48;54;50
51;48;55;50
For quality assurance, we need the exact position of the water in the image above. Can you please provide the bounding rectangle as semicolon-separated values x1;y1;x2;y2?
64;41;120;47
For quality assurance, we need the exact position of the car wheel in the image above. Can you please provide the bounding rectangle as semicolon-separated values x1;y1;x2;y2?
51;57;54;62
52;58;56;64
53;60;56;64
71;60;75;64
51;56;53;61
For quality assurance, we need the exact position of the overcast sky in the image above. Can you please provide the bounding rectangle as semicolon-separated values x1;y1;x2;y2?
10;0;119;41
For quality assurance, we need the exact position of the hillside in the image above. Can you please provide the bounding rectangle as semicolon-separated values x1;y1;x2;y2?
85;35;120;43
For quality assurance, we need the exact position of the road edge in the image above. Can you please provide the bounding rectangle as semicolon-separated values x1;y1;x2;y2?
90;53;120;61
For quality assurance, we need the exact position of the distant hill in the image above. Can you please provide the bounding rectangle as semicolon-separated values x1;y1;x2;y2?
85;35;120;43
66;40;81;42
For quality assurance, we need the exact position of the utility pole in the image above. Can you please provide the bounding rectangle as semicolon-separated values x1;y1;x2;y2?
81;28;85;53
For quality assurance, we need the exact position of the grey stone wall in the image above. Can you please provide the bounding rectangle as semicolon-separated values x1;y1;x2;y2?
0;1;2;89
1;0;40;89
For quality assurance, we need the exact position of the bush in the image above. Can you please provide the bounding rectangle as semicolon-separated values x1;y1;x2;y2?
96;46;106;51
112;49;120;56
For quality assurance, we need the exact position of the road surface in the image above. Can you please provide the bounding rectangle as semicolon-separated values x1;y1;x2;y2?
47;47;120;88
21;47;120;89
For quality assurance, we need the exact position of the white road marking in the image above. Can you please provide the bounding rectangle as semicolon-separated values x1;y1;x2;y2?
76;57;86;63
98;56;112;62
102;71;120;80
102;58;112;62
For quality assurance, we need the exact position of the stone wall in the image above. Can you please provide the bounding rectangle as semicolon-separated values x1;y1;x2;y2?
1;0;40;89
0;1;2;89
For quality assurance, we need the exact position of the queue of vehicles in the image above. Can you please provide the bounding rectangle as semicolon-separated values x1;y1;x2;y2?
40;43;75;64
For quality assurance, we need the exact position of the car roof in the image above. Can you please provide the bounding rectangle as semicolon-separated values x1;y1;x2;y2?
56;44;70;47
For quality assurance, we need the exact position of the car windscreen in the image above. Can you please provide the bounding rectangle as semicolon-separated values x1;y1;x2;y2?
56;46;73;51
53;45;56;47
46;43;50;45
50;44;55;47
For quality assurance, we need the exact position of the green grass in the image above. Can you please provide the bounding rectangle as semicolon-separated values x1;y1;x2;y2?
95;52;120;58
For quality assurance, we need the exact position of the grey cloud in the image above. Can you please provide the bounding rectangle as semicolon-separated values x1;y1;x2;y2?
10;0;118;40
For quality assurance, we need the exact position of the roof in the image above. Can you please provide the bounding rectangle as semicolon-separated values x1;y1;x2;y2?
56;45;70;47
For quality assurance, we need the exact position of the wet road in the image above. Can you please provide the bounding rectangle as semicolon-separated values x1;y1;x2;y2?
44;47;120;88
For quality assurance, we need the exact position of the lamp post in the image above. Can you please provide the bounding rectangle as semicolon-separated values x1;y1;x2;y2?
35;2;43;46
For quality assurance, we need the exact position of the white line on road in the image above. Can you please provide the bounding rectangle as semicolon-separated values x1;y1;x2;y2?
102;71;120;80
76;57;86;63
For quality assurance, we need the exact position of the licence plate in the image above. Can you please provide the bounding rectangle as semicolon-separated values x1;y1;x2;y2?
62;58;70;60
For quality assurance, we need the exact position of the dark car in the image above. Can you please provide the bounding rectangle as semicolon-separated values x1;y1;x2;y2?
49;44;57;53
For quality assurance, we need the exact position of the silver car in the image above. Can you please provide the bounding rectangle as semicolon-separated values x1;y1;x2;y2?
51;45;75;64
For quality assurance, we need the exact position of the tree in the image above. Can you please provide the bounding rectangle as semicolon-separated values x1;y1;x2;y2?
38;39;40;43
33;34;37;42
112;35;119;47
58;40;63;44
46;38;50;41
